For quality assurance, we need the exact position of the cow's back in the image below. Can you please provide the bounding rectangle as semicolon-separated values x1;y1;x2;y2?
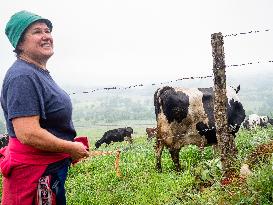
155;87;210;148
154;86;245;148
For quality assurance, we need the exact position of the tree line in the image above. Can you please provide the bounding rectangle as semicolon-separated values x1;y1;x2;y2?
0;70;273;131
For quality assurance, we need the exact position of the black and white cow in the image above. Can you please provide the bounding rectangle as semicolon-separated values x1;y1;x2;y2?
154;86;245;172
242;114;273;129
95;127;133;149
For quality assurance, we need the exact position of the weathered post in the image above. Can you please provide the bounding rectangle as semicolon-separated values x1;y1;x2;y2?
211;32;237;177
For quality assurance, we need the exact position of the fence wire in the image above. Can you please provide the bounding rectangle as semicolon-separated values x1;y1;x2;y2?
68;28;272;95
68;75;213;95
68;58;273;95
227;60;273;68
223;29;270;38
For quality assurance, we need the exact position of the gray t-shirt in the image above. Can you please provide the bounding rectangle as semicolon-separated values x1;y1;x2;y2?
1;59;76;141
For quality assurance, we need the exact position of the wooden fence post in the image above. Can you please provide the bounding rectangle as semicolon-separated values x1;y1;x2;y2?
211;32;237;177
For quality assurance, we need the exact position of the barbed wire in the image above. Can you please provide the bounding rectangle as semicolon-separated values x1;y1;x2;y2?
69;57;273;95
67;28;272;95
68;29;271;142
227;60;273;68
68;75;213;95
223;29;270;38
68;58;273;95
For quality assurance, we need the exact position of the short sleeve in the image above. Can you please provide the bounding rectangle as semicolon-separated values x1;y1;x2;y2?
6;75;46;120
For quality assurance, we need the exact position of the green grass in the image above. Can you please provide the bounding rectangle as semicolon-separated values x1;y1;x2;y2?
66;137;197;205
65;128;273;205
0;128;272;204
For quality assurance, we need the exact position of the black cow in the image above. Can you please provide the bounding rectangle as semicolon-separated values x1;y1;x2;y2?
0;134;8;148
95;127;133;149
154;86;245;172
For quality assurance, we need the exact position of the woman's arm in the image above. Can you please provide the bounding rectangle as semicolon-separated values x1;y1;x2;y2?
12;115;89;161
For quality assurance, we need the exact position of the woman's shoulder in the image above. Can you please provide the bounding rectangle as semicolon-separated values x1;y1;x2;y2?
5;59;48;81
8;59;36;76
3;60;39;87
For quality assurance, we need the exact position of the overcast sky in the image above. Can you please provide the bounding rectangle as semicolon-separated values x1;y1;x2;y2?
1;0;272;88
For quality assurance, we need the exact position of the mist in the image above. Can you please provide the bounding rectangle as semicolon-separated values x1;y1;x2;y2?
0;0;273;89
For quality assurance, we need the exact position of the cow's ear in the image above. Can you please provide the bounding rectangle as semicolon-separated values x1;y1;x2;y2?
126;127;133;133
236;85;240;93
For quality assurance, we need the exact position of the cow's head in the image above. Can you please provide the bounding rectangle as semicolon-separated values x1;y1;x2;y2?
260;116;269;123
95;141;101;149
268;117;273;125
125;127;133;135
242;117;250;129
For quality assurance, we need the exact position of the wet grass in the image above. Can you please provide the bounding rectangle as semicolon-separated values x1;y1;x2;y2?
66;127;273;204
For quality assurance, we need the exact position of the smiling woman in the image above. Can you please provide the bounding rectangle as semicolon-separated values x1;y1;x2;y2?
17;21;54;69
0;10;89;205
5;11;53;71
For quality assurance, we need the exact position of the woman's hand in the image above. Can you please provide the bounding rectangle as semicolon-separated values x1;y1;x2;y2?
12;116;90;161
69;141;90;161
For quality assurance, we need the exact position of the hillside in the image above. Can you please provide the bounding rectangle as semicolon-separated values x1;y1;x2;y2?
67;68;273;130
0;68;273;132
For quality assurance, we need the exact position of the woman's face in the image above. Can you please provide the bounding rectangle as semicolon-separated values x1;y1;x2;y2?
18;21;54;61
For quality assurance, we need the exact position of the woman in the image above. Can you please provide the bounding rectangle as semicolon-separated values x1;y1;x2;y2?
0;10;89;204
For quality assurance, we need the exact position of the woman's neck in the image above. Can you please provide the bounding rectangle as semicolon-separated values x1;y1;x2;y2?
19;54;47;70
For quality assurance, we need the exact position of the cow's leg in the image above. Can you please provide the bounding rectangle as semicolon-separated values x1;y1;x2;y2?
128;136;133;144
212;144;218;154
147;135;152;142
155;139;164;172
199;138;205;151
169;149;181;172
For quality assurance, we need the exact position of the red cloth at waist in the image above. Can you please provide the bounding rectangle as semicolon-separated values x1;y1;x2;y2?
0;136;89;205
9;137;70;164
0;137;70;177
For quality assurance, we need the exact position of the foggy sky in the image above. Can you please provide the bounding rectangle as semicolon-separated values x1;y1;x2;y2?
1;0;272;88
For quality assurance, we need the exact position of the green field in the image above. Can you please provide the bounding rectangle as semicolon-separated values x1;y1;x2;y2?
0;127;272;204
65;127;273;205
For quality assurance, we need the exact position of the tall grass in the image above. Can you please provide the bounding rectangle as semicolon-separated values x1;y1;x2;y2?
0;127;272;204
66;127;273;204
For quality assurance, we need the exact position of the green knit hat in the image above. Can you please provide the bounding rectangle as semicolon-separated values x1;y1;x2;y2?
5;10;52;48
